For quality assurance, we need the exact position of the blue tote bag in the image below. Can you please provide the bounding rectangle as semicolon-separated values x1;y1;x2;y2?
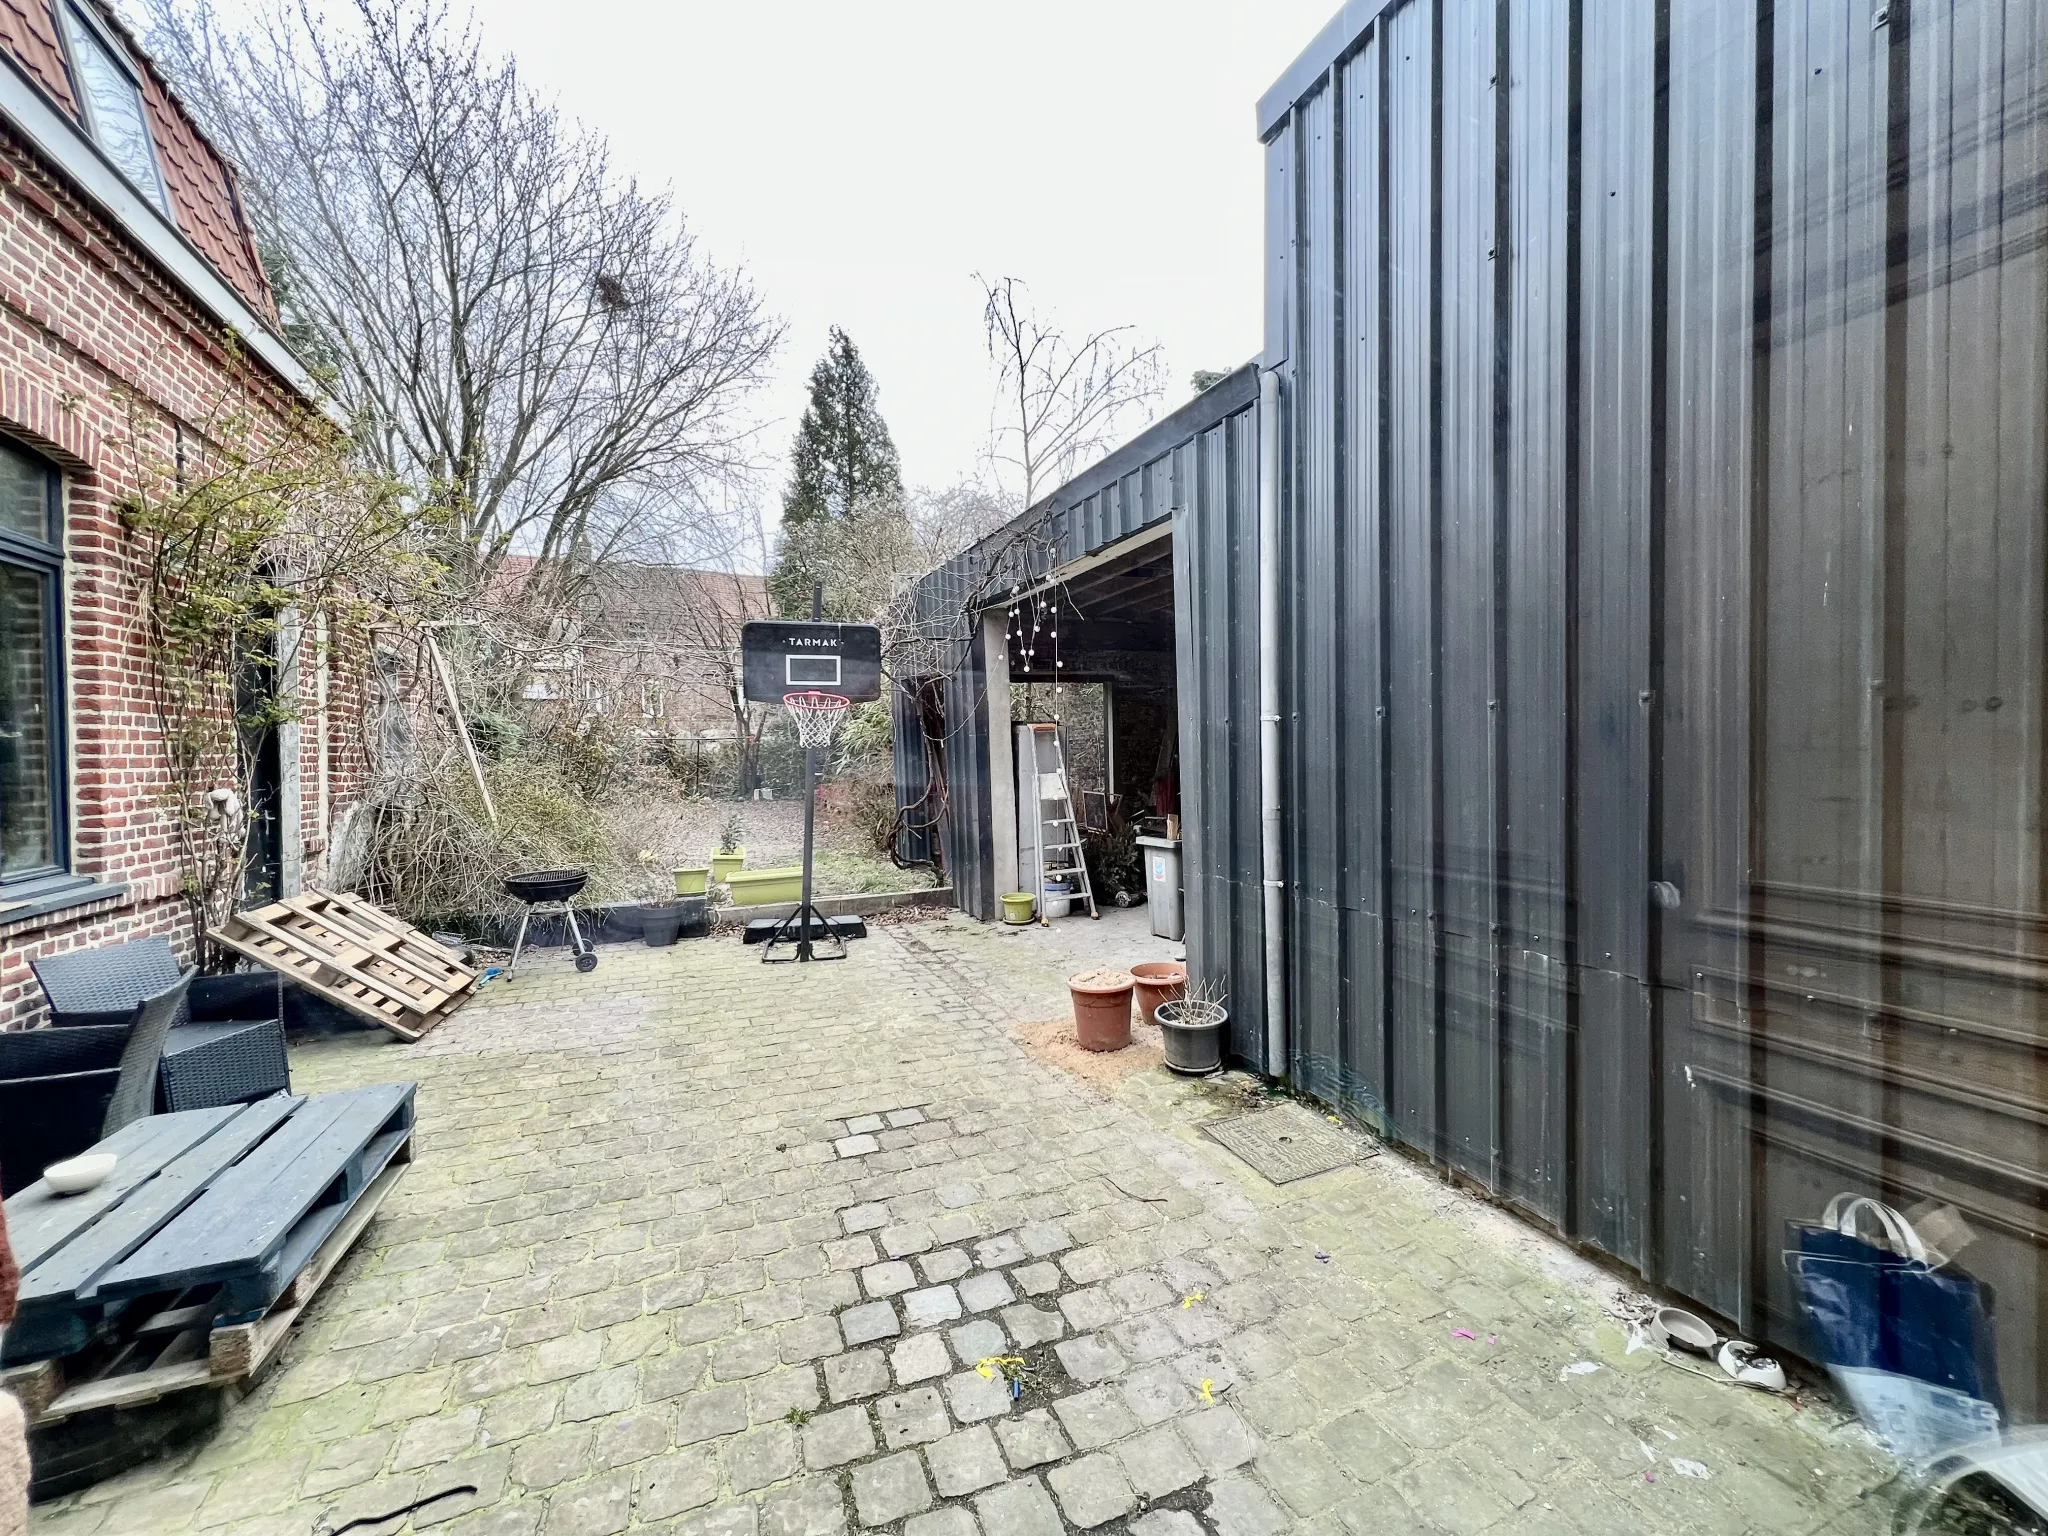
1787;1196;2002;1461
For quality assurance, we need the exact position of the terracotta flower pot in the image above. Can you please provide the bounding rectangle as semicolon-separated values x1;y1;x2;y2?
1129;961;1187;1026
1068;968;1136;1052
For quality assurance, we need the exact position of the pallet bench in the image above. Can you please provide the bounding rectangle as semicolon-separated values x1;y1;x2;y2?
1;1082;415;1424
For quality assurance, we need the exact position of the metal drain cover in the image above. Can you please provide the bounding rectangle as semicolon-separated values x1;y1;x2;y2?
1202;1104;1357;1184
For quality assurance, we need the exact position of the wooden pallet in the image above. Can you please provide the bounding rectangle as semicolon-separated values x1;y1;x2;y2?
2;1085;415;1420
210;889;478;1041
2;1162;405;1423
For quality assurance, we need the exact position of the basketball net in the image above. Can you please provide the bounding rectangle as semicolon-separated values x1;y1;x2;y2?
783;690;851;751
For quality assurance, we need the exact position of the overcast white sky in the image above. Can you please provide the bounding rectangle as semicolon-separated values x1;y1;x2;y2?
472;0;1335;506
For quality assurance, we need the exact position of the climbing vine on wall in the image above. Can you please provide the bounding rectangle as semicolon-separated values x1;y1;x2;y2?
113;350;442;965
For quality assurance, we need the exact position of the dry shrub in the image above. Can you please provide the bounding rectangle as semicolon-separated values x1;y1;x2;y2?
845;776;901;858
339;758;629;928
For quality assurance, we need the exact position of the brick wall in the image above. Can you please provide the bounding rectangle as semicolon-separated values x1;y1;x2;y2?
0;119;364;1030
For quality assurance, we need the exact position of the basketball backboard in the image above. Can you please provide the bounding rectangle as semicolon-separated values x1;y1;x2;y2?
740;620;883;703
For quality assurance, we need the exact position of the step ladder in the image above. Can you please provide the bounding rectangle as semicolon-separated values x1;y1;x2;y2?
1018;722;1099;924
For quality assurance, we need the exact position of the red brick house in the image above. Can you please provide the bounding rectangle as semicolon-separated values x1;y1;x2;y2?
0;0;355;1028
500;556;771;745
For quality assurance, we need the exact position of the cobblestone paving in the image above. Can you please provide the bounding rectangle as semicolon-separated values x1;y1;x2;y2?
27;911;1905;1535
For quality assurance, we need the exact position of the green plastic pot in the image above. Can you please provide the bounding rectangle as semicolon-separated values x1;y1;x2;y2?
711;849;746;883
727;866;803;905
672;866;710;897
1000;892;1036;925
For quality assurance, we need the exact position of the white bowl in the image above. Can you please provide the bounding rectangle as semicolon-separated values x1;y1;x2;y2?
1652;1304;1719;1355
43;1152;116;1195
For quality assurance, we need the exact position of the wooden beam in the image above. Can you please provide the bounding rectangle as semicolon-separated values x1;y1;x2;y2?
424;631;499;830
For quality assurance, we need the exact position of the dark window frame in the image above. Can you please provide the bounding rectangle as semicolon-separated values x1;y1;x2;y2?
0;449;69;890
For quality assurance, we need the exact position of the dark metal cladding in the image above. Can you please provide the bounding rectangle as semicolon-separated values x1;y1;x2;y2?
1261;0;2048;1416
1175;401;1268;1065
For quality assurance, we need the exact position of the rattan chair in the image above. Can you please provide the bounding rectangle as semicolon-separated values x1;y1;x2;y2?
32;937;192;1026
30;936;291;1111
102;969;194;1134
0;1027;124;1196
0;965;194;1194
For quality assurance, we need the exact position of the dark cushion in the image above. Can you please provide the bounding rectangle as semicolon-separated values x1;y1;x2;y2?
0;1069;118;1197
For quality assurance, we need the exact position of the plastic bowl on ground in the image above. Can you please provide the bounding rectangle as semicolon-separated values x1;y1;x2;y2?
1651;1305;1719;1355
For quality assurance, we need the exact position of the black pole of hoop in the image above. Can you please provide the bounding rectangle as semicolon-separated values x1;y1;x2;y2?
763;582;847;963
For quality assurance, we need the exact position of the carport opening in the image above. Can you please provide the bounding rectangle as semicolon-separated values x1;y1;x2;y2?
1004;530;1178;908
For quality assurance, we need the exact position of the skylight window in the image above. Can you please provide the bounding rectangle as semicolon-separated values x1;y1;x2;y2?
59;2;170;213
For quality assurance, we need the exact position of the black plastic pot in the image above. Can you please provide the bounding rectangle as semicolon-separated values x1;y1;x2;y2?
640;904;685;947
1156;999;1227;1075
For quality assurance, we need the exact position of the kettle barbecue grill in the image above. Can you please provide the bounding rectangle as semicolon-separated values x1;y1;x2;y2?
503;868;597;975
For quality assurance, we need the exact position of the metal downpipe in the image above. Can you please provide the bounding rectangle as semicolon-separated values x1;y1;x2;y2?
1257;367;1287;1079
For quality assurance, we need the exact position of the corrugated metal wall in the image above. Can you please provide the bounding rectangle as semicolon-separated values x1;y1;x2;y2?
1262;0;2048;1411
1172;403;1267;1065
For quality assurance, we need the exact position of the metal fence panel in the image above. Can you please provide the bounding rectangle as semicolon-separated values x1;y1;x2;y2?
1436;0;1502;1186
1336;42;1390;1120
1382;0;1440;1154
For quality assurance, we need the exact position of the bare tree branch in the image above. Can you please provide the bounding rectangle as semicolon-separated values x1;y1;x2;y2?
977;275;1164;508
139;0;782;584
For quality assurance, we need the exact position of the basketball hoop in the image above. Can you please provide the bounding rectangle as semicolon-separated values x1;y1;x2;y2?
739;615;881;963
783;690;851;750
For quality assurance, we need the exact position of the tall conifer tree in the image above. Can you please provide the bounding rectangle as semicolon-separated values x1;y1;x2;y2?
771;329;902;615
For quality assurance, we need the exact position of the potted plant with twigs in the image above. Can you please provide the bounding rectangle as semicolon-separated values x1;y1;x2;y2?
1129;960;1186;1025
636;850;687;944
711;814;746;883
1155;975;1228;1074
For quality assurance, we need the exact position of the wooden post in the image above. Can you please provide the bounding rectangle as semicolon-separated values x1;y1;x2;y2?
423;630;499;830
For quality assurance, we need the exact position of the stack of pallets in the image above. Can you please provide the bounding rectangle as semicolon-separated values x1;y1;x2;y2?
1;1084;415;1429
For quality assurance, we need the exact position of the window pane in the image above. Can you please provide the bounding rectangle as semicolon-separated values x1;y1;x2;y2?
0;438;51;542
62;6;168;210
0;561;57;877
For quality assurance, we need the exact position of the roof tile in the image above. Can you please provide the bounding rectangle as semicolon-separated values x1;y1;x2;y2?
134;55;275;318
0;0;75;115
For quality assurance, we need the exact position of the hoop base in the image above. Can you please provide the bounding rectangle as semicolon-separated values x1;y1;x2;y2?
759;901;852;963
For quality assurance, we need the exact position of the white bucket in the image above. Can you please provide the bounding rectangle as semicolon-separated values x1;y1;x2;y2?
1042;882;1074;919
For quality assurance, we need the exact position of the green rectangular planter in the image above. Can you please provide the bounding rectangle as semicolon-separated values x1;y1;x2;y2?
726;867;803;905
